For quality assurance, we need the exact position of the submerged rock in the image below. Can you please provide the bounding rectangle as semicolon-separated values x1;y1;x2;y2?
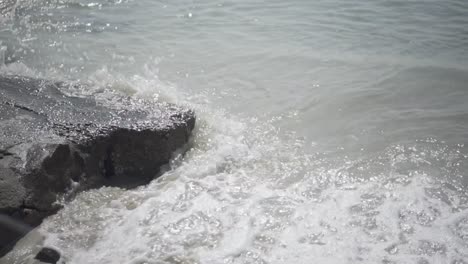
0;75;195;256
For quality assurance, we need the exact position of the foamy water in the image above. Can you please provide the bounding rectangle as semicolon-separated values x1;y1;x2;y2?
1;0;468;263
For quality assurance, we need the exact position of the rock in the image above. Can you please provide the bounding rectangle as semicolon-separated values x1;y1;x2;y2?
0;75;195;255
34;247;60;264
0;214;32;257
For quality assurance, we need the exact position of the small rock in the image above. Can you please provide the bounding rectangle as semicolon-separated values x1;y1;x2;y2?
34;247;60;263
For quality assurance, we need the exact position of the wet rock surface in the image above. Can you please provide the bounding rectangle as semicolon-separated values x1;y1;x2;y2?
0;75;195;256
35;247;60;264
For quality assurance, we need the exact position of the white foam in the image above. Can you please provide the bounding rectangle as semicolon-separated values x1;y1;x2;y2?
4;62;468;264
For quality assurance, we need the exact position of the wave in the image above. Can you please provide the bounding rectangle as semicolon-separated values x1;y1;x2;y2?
2;61;467;263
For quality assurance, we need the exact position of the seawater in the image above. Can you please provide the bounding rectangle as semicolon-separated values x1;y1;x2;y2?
1;0;468;263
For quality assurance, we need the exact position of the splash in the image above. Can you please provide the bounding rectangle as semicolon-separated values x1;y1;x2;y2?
0;63;461;263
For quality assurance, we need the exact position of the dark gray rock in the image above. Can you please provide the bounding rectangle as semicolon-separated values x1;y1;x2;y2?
35;247;60;263
0;75;195;256
0;214;32;258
